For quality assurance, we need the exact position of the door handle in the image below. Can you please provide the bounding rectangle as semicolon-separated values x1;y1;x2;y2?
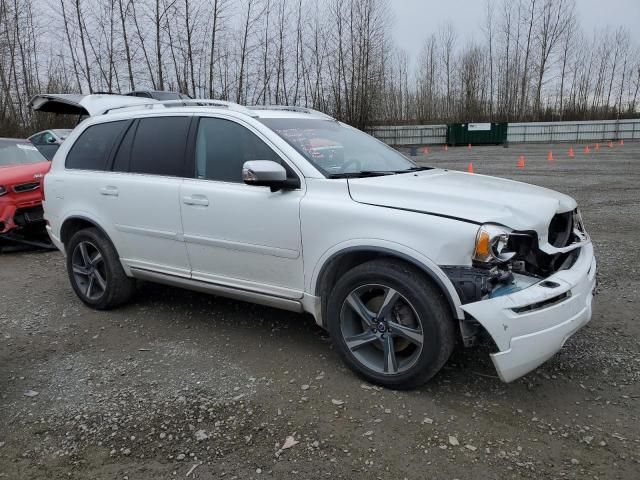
182;194;209;206
100;186;119;197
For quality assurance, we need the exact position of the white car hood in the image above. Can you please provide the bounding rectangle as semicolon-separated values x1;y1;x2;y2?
348;169;577;238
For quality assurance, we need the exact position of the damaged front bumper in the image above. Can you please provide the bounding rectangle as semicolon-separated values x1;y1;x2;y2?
1;201;45;233
459;241;596;382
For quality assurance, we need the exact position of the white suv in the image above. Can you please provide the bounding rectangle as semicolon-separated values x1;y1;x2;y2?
35;94;596;389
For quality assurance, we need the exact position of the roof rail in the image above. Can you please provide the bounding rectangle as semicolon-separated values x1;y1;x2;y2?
103;99;257;117
250;105;335;120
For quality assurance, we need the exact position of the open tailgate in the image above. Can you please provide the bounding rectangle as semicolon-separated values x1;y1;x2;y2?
28;94;157;116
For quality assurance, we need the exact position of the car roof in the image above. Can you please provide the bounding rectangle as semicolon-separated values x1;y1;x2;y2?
29;94;334;121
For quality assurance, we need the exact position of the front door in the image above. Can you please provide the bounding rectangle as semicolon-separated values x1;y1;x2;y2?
180;116;305;299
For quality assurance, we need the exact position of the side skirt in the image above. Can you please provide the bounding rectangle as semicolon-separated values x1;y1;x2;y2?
130;267;304;313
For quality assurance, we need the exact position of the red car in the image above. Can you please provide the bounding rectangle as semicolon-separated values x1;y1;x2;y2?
0;138;51;241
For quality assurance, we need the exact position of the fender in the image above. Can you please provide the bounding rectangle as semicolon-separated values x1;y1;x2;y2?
57;211;129;271
309;239;465;321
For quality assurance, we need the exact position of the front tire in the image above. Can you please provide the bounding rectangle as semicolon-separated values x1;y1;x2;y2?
66;228;136;309
327;259;456;389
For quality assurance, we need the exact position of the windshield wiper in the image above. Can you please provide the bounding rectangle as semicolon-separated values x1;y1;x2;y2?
393;166;432;173
328;166;432;179
327;170;396;179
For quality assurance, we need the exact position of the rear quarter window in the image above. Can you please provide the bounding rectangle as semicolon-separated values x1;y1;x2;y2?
66;120;128;170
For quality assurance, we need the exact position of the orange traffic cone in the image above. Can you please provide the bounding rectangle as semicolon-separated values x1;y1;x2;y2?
444;144;449;152
517;155;525;168
595;143;600;151
619;139;624;146
547;150;554;161
467;163;474;173
608;140;613;148
584;145;591;154
468;143;472;150
422;146;429;155
568;147;575;158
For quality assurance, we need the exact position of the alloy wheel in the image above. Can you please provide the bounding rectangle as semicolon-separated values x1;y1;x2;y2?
71;241;107;301
339;284;424;375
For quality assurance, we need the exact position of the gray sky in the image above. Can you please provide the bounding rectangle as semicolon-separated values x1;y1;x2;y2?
389;0;640;65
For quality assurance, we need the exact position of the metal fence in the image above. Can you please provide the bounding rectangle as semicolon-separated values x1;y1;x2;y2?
366;124;447;145
367;119;640;146
507;119;640;143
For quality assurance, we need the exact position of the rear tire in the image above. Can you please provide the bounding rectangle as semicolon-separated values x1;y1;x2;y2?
65;228;136;309
327;259;456;389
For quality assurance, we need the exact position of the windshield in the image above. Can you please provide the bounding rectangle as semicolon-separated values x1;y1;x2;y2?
0;140;47;167
259;118;417;177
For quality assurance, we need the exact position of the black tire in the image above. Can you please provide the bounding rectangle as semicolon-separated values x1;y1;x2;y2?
65;228;136;309
327;259;456;389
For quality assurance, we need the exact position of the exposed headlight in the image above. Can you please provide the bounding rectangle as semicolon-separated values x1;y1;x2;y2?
0;186;7;196
473;224;516;263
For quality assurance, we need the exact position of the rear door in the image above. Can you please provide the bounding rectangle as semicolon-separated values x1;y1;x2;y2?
102;115;193;277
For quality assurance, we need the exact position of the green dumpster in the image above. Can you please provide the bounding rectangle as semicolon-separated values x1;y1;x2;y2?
447;122;507;146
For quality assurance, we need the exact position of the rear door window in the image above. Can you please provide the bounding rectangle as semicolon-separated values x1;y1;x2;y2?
128;116;191;177
66;121;128;170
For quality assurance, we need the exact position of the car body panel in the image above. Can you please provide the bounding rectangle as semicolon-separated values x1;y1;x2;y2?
300;178;475;319
29;94;157;117
461;242;596;382
348;169;577;241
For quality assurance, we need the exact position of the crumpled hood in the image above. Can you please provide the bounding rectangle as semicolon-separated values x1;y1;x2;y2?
348;169;576;239
0;161;51;186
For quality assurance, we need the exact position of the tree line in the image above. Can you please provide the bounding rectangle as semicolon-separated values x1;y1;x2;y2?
0;0;638;136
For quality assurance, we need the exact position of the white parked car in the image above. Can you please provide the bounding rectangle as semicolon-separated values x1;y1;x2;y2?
28;129;73;160
33;94;596;389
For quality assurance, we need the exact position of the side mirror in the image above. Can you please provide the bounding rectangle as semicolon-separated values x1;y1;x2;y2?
242;160;299;191
46;137;59;145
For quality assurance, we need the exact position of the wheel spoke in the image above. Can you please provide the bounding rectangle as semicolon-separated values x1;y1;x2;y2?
90;251;103;266
377;287;400;320
93;270;107;291
72;265;90;276
388;321;423;346
346;292;375;326
79;242;91;266
383;334;398;374
344;331;378;351
86;275;94;297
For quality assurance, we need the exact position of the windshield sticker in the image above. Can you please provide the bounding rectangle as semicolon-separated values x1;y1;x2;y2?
17;144;39;151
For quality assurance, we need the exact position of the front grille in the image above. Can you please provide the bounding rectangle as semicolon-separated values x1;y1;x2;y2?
13;206;44;226
13;182;40;193
548;212;573;247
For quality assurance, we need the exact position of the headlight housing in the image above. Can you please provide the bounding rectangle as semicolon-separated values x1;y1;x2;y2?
573;209;586;234
473;224;516;263
0;186;7;196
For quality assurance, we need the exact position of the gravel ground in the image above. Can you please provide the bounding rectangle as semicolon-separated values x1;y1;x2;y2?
1;141;639;479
